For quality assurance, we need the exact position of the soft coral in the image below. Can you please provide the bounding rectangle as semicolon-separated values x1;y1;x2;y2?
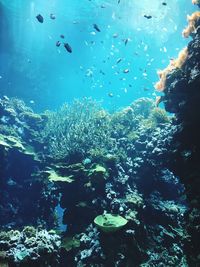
192;0;200;5
155;47;188;92
182;11;200;38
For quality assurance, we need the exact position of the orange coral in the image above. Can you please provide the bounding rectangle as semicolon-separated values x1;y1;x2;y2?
155;96;162;107
182;11;200;38
154;47;188;92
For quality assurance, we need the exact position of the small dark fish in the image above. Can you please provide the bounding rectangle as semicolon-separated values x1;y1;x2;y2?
100;70;105;75
123;69;129;73
108;92;114;97
144;15;152;19
113;33;118;38
124;38;129;45
36;14;44;23
118;0;120;3
101;5;106;8
64;43;72;53
162;2;167;5
56;41;61;47
93;23;101;32
60;34;65;39
116;58;122;64
50;13;56;20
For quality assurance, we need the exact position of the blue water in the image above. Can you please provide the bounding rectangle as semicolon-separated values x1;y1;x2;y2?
0;0;197;111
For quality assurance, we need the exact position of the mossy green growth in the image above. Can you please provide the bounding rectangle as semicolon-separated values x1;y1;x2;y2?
150;107;170;125
46;169;74;183
89;165;107;178
94;214;128;233
15;250;29;261
126;131;139;142
88;164;108;188
22;226;37;238
0;134;37;160
0;134;25;151
61;236;80;252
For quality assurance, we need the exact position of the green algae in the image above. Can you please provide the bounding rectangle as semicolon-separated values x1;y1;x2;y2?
46;169;74;183
61;236;80;251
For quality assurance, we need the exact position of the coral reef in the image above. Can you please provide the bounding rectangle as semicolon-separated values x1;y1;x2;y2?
1;94;187;266
157;12;200;267
1;2;200;266
41;98;114;162
0;96;58;229
155;47;188;91
0;227;60;267
182;11;200;38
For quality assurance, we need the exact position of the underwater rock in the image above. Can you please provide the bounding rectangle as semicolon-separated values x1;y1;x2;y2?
0;227;60;265
88;164;108;189
0;97;58;229
159;15;200;266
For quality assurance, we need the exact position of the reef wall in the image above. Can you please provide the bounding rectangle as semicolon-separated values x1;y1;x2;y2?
161;18;200;266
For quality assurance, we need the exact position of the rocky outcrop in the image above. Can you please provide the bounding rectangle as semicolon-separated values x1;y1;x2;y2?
162;19;200;266
0;96;57;229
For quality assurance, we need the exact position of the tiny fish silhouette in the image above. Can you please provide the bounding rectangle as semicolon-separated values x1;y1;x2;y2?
36;14;44;23
116;58;122;64
50;13;56;19
144;15;152;19
108;92;114;97
56;41;61;47
93;24;101;32
124;38;129;45
123;69;129;73
64;43;72;53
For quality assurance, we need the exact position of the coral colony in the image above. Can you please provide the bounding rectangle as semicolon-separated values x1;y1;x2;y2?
0;0;200;266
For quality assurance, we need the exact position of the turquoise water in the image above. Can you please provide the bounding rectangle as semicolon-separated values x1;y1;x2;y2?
0;0;196;111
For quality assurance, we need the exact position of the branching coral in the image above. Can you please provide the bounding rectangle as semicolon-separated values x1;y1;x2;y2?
155;47;188;92
42;98;114;161
182;11;200;38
